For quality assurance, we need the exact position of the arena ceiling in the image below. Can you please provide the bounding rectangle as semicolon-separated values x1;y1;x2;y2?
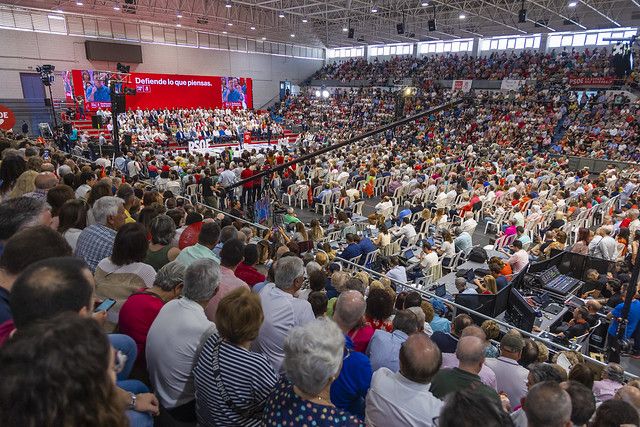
4;0;640;48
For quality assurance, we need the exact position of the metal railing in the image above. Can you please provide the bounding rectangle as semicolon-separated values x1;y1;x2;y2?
334;255;636;378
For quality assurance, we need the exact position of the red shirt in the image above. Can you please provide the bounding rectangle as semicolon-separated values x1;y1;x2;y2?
241;168;254;189
118;290;165;369
0;319;14;347
348;324;375;353
234;262;266;287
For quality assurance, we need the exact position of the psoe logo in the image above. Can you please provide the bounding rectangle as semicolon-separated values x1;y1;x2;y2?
0;105;16;131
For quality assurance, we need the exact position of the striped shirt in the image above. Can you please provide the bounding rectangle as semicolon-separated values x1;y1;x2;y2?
194;333;278;427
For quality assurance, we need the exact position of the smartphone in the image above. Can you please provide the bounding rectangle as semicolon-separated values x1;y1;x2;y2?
43;149;50;161
94;298;117;313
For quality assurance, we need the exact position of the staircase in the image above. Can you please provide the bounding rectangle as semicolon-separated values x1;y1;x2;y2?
71;117;111;142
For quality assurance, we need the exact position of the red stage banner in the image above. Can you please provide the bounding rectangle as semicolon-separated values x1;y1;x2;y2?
0;105;16;131
71;70;253;112
568;76;615;87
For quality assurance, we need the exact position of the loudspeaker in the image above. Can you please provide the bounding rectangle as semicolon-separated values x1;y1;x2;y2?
91;115;103;129
518;8;527;23
428;19;436;31
63;122;72;134
44;98;52;107
348;28;354;39
396;22;404;34
112;93;126;114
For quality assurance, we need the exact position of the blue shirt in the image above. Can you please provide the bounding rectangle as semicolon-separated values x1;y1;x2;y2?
358;238;377;263
340;243;363;262
0;287;11;325
366;329;408;372
330;335;372;418
608;300;640;339
75;224;117;273
431;331;458;354
430;315;451;333
454;232;472;253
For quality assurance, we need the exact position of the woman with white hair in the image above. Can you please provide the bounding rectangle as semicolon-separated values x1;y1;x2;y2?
262;318;365;426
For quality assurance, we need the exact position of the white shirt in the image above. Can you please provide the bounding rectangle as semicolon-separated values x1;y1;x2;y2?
484;356;528;408
146;298;217;409
365;368;443;427
386;265;408;284
508;249;529;274
419;251;439;270
460;218;478;235
75;184;91;200
395;223;417;242
252;283;315;373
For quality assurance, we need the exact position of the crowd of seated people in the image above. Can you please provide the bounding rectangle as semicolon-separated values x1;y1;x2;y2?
116;107;284;147
2;40;640;425
312;48;635;86
1;149;640;427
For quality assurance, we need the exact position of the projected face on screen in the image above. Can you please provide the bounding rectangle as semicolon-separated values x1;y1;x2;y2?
83;70;111;103
221;77;247;109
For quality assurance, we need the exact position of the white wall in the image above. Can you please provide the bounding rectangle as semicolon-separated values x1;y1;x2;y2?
0;28;323;108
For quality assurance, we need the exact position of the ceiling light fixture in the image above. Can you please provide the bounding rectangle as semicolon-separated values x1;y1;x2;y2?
302;18;308;22
459;13;466;19
261;36;266;40
177;13;182;17
250;26;256;30
76;2;83;5
223;30;228;34
113;5;120;10
290;33;295;37
278;12;285;17
227;22;233;26
225;0;232;7
568;1;577;6
421;1;428;5
342;27;348;31
48;14;65;20
176;23;181;27
371;6;378;12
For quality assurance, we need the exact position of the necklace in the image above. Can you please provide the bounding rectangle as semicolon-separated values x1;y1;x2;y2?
294;386;334;407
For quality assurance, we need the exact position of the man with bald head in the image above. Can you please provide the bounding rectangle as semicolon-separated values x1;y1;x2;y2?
440;325;497;390
524;382;572;427
430;335;501;406
24;172;58;201
331;290;373;418
366;334;443;426
614;385;640;413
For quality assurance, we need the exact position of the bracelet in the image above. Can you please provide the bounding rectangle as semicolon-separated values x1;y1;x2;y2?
128;392;137;410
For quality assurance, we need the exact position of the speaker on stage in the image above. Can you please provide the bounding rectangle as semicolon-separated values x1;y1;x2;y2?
396;23;405;34
348;28;355;39
112;93;126;115
428;19;436;31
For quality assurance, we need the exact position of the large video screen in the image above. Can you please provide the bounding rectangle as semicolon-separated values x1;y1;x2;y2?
70;70;253;112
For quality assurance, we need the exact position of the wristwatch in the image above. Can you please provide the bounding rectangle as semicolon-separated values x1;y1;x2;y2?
128;393;137;410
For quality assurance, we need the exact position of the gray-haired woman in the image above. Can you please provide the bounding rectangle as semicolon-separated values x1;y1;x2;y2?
145;214;181;271
262;318;365;426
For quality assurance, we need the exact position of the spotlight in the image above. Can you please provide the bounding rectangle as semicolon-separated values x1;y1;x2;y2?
315;90;321;97
225;0;232;7
278;12;285;17
113;5;120;10
290;33;295;37
321;90;330;99
176;23;181;27
568;1;577;6
261;36;266;40
342;27;348;32
371;6;378;12
250;26;256;30
421;1;428;5
223;31;228;34
459;13;466;19
117;62;130;73
302;18;308;22
76;2;83;5
228;22;233;26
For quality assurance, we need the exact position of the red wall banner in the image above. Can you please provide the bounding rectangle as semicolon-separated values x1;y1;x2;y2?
568;76;615;87
0;105;16;131
71;70;253;111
